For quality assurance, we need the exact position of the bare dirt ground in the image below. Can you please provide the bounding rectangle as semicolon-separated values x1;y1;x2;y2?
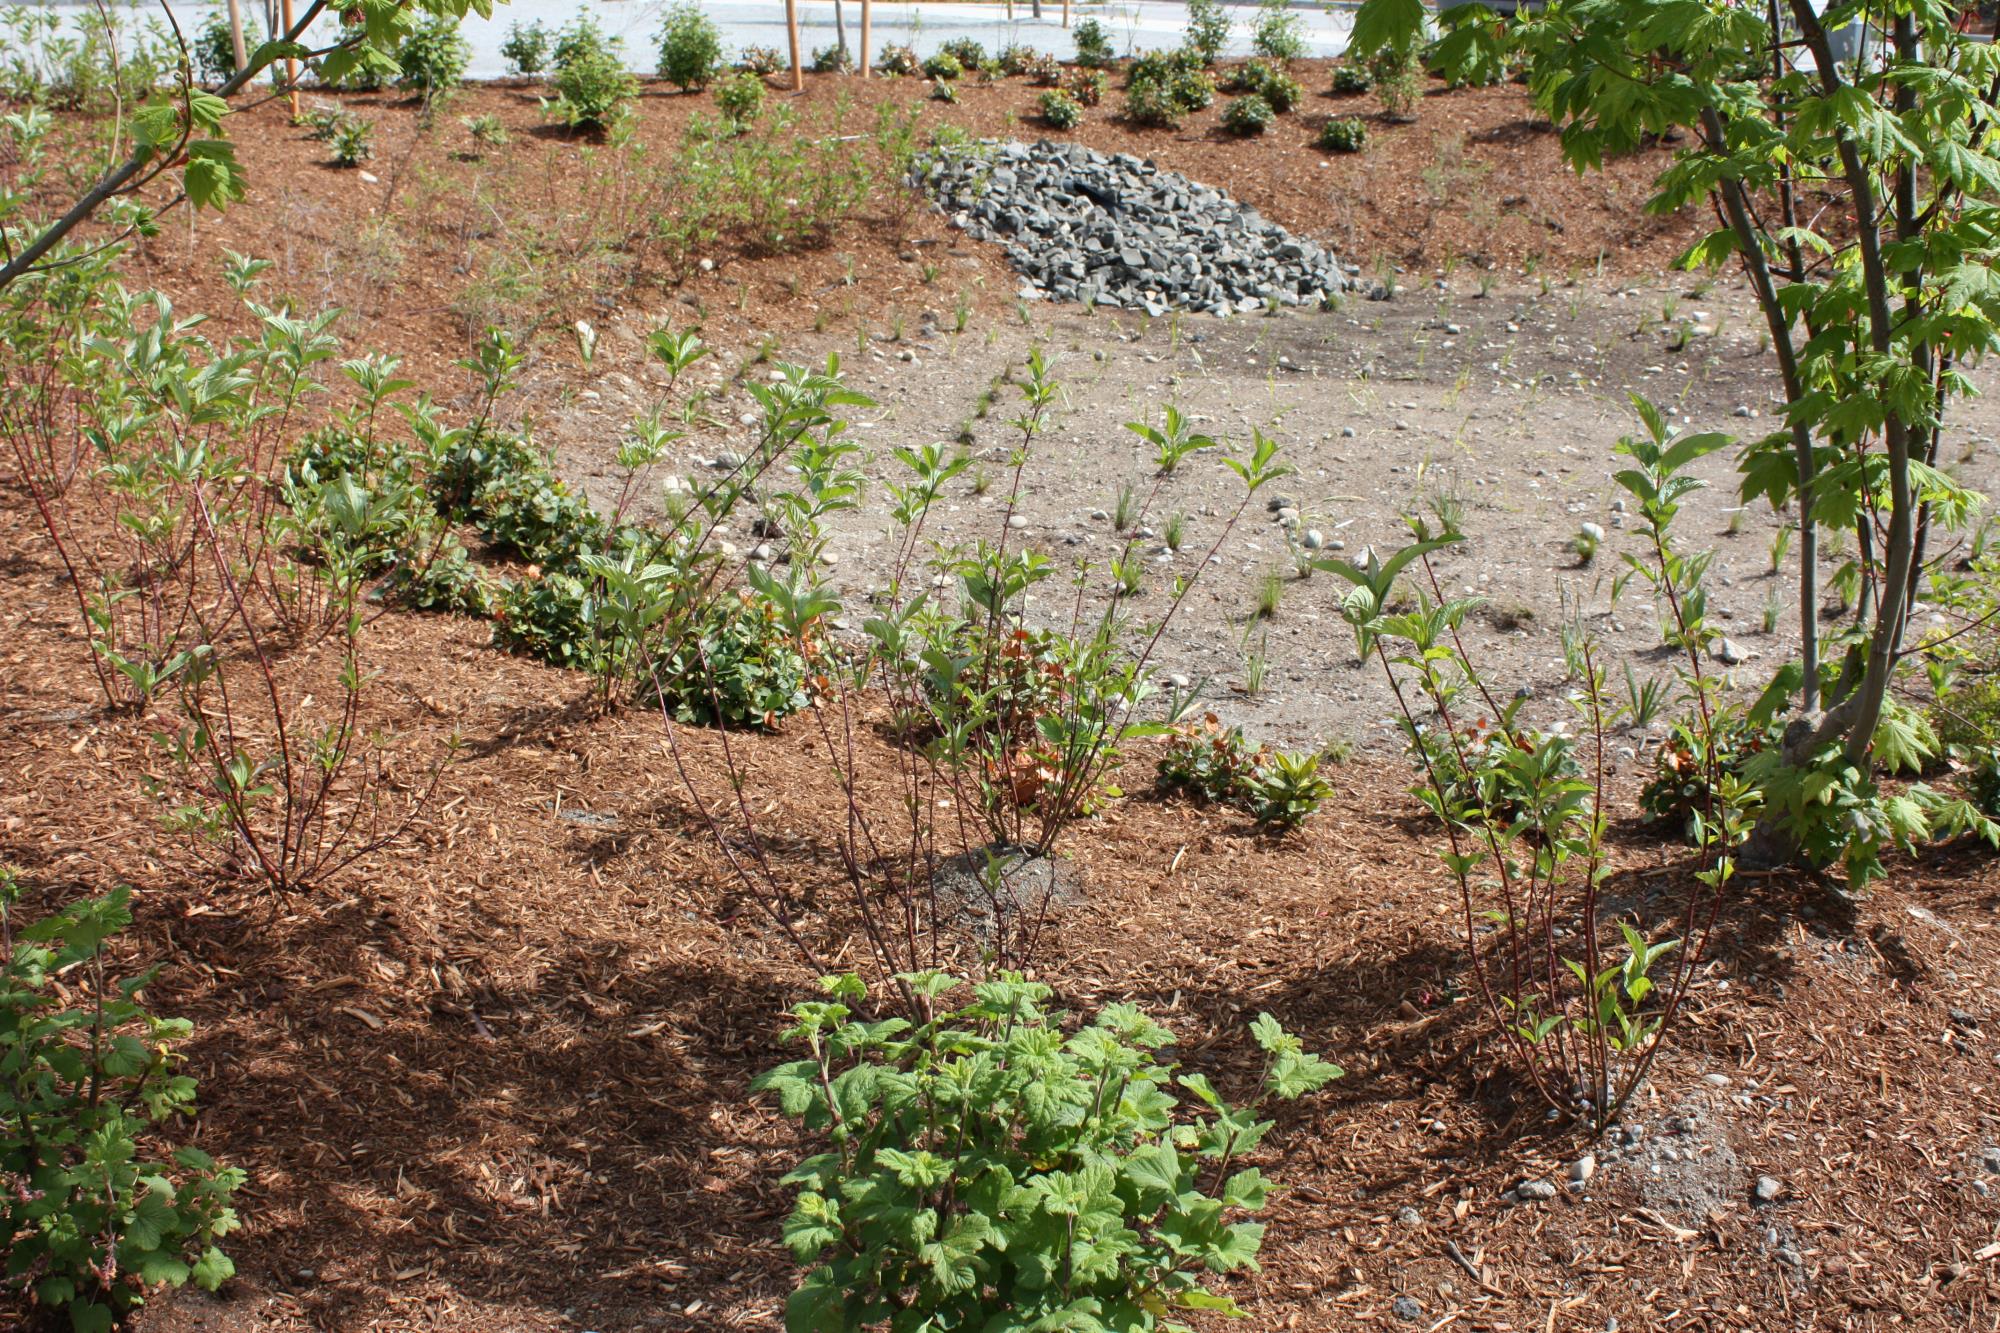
4;64;2000;1333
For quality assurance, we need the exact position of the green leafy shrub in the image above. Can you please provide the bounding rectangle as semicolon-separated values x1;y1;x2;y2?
1247;751;1335;830
1072;18;1115;68
1158;716;1331;829
1127;46;1204;88
552;16;615;71
396;14;470;94
1125;64;1213;127
193;11;246;85
493;568;605;673
1023;51;1062;85
755;971;1341;1332
329;116;374;167
1;881;246;1330
997;44;1041;76
1062;65;1107;106
1317;115;1366;152
656;0;724;90
1232;59;1301;111
643;586;821;729
1038;88;1083;130
1251;0;1307;62
545;39;638;133
811;43;855;74
921;50;964;81
939;38;986;70
501;19;551;75
461;112;510;146
1158;715;1266;804
1639;707;1779;838
1185;0;1233;64
1369;42;1423;121
875;43;919;77
739;44;785;75
1222;92;1275;135
716;69;766;124
1933;674;2000;816
1329;61;1372;94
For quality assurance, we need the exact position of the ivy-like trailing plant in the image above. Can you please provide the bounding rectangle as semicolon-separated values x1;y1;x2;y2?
754;971;1341;1332
1;878;246;1331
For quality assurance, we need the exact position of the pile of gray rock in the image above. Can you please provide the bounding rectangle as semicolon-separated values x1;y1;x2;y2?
911;140;1351;315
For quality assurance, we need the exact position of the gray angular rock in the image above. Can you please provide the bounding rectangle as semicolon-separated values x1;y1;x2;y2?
912;140;1348;315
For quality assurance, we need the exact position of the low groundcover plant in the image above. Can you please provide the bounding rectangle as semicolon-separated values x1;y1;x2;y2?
755;971;1341;1331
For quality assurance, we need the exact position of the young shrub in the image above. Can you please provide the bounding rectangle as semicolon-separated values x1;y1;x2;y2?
1250;61;1303;111
1038;88;1083;130
500;19;551;75
997;44;1039;76
929;76;958;104
1185;0;1233;64
739;44;785;75
715;69;766;125
1158;716;1332;829
329;116;374;167
0;880;247;1330
545;41;638;133
194;11;243;85
1329;60;1372;94
656;0;724;90
1251;0;1307;62
755;972;1342;1330
1061;65;1107;106
1247;750;1335;830
552;15;615;70
1072;17;1115;68
939;37;986;69
1023;51;1062;85
810;43;855;74
875;43;919;77
1222;92;1275;136
396;14;470;95
1124;76;1184;127
1169;65;1216;112
1317;115;1366;153
1369;42;1423;121
461;111;510;146
921;50;964;81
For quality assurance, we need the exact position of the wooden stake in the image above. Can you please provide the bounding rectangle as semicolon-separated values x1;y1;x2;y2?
860;0;872;77
281;0;297;117
1063;0;1071;28
224;0;248;73
785;0;803;90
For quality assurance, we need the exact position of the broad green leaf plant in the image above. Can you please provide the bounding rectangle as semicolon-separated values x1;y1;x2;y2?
754;972;1340;1332
1;877;244;1331
1353;0;1999;877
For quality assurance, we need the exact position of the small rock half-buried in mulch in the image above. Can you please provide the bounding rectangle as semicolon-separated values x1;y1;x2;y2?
911;139;1353;315
926;841;1089;948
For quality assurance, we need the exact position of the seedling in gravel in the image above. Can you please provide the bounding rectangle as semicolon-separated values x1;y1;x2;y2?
953;291;972;333
1769;523;1793;574
1254;569;1284;619
1623;662;1671;728
1112;481;1138;532
1165;510;1189;552
1762;589;1784;636
1243;630;1271;695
